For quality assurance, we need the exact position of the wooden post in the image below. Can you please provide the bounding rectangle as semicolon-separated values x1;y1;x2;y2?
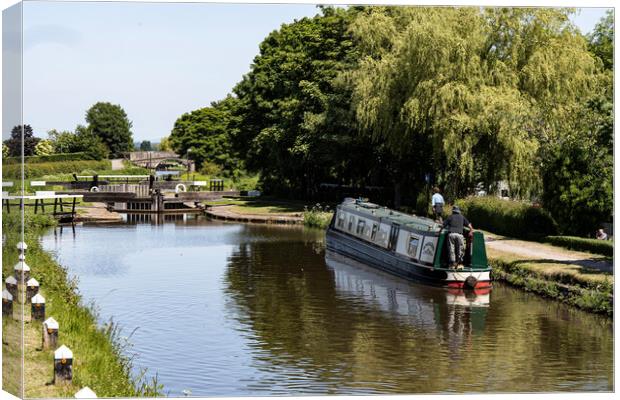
34;198;39;214
31;293;46;321
74;387;97;398
54;345;73;384
5;276;18;298
14;260;31;284
26;278;40;303
43;317;59;350
2;290;13;316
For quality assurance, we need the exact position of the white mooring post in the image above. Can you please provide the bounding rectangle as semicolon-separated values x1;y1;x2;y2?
2;289;13;316
26;277;40;302
17;241;28;254
43;317;59;350
5;275;17;298
74;387;97;398
14;260;31;284
31;293;46;321
54;345;73;384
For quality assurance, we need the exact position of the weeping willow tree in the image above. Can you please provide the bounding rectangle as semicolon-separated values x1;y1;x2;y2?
348;7;600;201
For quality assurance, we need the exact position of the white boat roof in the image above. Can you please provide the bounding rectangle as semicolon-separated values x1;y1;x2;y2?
44;317;59;330
340;199;442;232
55;345;73;360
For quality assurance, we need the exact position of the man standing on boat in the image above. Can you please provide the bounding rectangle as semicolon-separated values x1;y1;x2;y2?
431;187;445;222
443;206;473;269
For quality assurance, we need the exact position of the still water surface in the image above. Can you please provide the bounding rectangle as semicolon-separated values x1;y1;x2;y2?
41;215;613;396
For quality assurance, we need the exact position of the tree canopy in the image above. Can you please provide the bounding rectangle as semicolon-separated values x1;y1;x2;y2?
85;102;134;158
169;96;242;174
4;125;40;157
170;6;613;232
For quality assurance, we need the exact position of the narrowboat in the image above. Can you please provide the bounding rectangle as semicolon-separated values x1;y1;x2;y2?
325;198;492;291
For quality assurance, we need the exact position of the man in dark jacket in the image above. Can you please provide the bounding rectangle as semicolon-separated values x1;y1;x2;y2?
443;206;473;269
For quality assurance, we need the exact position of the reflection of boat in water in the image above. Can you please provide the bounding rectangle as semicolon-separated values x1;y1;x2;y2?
325;251;489;336
326;198;491;290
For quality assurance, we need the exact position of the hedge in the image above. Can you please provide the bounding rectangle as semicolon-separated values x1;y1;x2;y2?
2;160;111;179
3;152;95;164
543;236;613;257
454;196;558;240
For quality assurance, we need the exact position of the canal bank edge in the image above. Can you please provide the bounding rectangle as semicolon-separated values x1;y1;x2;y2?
2;213;163;397
488;255;613;316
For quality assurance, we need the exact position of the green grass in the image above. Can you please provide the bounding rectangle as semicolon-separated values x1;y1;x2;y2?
2;211;163;397
179;172;259;191
487;249;612;316
205;197;308;215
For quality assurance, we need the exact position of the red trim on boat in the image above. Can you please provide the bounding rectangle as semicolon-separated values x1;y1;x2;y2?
446;281;492;289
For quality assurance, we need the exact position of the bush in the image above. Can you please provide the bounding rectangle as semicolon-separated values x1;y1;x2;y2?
3;152;95;164
455;196;558;240
543;236;613;257
303;203;333;229
2;160;111;179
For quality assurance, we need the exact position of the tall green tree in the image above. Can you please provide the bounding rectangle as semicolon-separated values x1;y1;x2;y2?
4;124;39;157
169;96;242;174
48;126;109;160
85;102;133;157
233;6;378;197
588;10;613;70
348;7;599;201
139;140;152;151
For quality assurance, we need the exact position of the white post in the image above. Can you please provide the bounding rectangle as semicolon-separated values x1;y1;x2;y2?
43;317;59;350
74;387;97;398
14;261;31;284
5;275;17;298
54;345;73;383
26;277;40;303
2;289;13;316
31;293;46;321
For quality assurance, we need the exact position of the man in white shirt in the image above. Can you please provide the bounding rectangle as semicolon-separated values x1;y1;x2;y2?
431;187;445;222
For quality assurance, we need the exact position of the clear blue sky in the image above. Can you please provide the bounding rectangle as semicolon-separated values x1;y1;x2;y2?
5;2;612;143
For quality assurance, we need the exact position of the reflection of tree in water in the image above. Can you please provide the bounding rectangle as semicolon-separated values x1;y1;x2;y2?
224;242;492;393
224;240;613;393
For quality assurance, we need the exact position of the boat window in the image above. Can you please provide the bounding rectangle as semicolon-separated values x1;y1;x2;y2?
371;223;378;240
408;235;420;258
337;212;345;228
348;215;354;231
356;220;366;235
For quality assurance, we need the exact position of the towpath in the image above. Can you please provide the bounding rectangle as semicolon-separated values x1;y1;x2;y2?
484;234;613;273
75;202;123;223
205;204;303;224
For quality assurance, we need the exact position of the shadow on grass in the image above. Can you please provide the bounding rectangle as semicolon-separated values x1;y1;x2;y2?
512;258;613;275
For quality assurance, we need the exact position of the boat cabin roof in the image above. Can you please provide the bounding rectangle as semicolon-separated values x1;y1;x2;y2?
339;199;442;233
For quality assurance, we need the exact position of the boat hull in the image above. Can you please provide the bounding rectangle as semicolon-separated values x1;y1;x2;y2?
326;227;491;290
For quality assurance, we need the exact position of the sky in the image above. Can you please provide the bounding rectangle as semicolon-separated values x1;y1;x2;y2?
2;2;613;143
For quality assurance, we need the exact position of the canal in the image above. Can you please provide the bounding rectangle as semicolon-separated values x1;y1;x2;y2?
40;215;613;396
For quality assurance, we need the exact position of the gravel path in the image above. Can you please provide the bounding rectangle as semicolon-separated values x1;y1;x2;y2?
485;236;613;273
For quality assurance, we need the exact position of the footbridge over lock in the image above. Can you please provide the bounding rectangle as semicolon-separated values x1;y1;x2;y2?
14;176;238;214
126;151;196;171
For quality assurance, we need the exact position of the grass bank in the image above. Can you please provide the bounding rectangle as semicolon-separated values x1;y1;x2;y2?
2;212;163;397
487;247;612;316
